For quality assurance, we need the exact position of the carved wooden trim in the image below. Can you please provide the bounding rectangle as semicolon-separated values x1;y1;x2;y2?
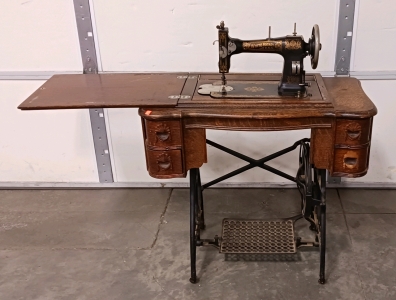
154;122;171;142
345;122;362;141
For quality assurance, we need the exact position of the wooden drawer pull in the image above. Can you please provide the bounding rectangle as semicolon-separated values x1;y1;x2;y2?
334;147;369;176
345;123;362;141
158;162;171;170
346;129;361;140
156;152;172;171
145;120;181;147
344;157;357;168
156;131;170;141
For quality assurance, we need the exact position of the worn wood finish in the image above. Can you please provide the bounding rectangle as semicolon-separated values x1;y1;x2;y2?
323;77;377;118
333;146;370;177
330;116;373;177
183;127;207;171
19;73;377;118
138;75;376;178
145;119;182;149
143;118;186;178
18;73;188;110
310;126;336;171
335;118;372;146
18;73;377;179
146;148;184;178
184;117;332;131
140;107;336;120
181;75;199;99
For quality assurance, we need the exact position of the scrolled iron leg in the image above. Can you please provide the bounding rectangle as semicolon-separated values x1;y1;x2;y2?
197;169;205;230
310;170;320;232
318;169;327;284
189;168;198;284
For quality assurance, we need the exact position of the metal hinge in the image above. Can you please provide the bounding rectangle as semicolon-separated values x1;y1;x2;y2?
168;95;191;99
177;75;197;79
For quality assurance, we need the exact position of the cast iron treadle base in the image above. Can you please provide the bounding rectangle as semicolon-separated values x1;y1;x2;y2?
220;219;296;254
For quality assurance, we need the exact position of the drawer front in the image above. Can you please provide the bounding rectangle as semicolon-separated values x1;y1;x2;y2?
335;118;371;146
145;120;182;148
146;149;184;178
333;146;369;177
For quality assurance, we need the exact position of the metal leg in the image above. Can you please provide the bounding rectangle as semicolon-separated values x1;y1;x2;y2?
197;169;205;230
186;138;328;284
296;141;327;284
318;169;327;284
309;169;320;231
189;168;198;284
296;140;316;230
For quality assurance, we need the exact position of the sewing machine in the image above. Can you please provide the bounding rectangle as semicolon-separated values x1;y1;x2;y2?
202;21;321;97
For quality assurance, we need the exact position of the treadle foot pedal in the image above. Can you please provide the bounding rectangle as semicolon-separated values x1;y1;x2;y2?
220;219;296;254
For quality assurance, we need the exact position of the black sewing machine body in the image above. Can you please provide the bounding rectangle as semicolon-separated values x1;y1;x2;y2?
216;22;321;97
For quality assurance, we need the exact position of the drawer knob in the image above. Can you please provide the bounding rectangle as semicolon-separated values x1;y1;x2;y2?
154;123;171;142
158;162;171;170
156;131;170;141
344;157;357;166
346;123;361;141
343;155;358;169
346;130;361;140
156;153;172;171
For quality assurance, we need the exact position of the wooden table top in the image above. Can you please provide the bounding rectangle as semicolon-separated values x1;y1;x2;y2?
18;73;377;119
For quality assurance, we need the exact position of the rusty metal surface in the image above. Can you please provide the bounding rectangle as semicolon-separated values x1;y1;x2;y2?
220;219;296;254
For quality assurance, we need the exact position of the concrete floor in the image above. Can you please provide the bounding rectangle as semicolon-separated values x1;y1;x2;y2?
0;188;395;300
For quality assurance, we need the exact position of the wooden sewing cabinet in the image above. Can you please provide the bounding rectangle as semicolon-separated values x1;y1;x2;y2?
19;72;377;284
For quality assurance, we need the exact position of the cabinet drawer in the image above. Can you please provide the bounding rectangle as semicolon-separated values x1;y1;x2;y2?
333;146;369;177
146;149;184;178
145;120;182;148
335;118;371;146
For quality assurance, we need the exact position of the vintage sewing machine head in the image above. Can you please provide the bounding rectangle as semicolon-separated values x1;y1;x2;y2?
215;21;321;97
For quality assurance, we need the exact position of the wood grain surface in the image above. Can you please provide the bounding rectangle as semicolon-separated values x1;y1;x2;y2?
18;73;377;120
18;73;188;110
17;73;377;179
323;77;377;118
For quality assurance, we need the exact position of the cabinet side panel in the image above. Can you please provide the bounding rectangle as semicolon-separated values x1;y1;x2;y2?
311;125;335;171
184;128;207;171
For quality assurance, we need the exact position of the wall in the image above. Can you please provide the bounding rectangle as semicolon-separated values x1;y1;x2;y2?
0;0;395;186
343;0;396;184
0;0;96;183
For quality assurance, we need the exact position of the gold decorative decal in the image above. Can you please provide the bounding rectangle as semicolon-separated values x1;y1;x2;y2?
243;40;282;51
285;39;302;50
219;60;227;73
244;86;264;92
219;32;227;45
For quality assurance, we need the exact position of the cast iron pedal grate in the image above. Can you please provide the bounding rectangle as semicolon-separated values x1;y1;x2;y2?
220;219;296;254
